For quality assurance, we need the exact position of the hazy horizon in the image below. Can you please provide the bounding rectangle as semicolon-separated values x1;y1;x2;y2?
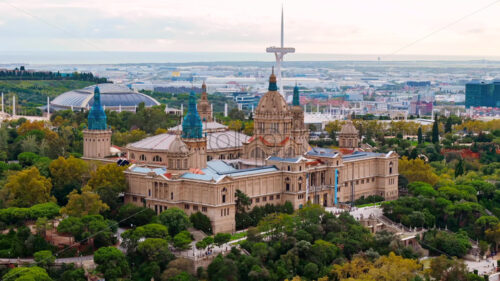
3;51;500;65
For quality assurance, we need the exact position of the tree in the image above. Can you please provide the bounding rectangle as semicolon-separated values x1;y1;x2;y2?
49;156;88;205
207;254;238;281
87;163;127;192
486;223;500;251
228;108;245;120
159;207;191;236
2;167;55;207
94;246;130;280
303;263;319;280
432;119;439;143
214;233;231;246
407;181;437;197
417;127;423;144
330;252;422;281
34;250;55;269
117;203;156;227
2;266;52;281
228;120;243;131
235;189;251;213
399;157;439;186
58;264;86;281
173;230;192;250
190;212;212;234
445;117;453;133
57;217;84;243
18;152;39;167
35;217;51;237
60;186;109;217
455;159;465;178
137;238;174;266
161;258;195;281
121;223;169;251
430;255;470;281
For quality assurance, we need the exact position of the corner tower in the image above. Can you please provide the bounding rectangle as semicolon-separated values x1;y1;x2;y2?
197;82;213;122
182;91;207;169
83;86;112;159
338;120;359;150
290;84;309;155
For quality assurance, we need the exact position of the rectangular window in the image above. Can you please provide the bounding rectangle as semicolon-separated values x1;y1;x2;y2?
193;205;198;211
184;204;189;210
256;198;260;203
270;195;274;200
132;196;137;202
263;196;267;202
276;194;280;199
202;206;207;212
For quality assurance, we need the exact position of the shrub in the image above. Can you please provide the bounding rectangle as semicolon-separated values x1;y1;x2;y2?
190;212;212;234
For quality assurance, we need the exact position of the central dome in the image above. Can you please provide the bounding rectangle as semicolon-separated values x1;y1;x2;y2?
255;71;289;116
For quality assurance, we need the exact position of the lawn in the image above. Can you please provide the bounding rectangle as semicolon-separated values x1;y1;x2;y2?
230;231;247;241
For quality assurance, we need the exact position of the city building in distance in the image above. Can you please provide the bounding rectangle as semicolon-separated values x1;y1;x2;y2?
465;80;500;108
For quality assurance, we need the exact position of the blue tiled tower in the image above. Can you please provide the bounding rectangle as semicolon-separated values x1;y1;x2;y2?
83;85;112;159
182;91;203;139
292;84;300;106
87;86;107;130
181;90;207;169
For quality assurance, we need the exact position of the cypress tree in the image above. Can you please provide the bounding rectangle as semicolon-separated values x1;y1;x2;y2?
445;117;452;133
417;127;423;144
455;158;464;178
432;119;439;144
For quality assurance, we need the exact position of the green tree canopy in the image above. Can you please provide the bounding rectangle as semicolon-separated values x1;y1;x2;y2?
159;207;190;236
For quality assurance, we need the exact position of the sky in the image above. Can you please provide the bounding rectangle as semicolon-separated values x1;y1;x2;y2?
1;0;500;58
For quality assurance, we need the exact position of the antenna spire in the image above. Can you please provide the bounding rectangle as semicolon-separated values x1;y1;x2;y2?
281;4;284;48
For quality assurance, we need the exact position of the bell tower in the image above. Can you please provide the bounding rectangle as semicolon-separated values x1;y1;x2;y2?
197;82;213;122
83;86;112;159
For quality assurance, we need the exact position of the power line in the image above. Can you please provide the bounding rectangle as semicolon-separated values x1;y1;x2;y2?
0;0;108;53
388;0;500;56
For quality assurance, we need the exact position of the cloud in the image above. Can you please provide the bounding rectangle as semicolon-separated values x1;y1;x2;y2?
1;0;500;56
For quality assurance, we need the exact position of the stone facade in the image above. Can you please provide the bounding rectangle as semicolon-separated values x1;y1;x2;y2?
83;129;112;159
338;120;359;149
84;74;399;234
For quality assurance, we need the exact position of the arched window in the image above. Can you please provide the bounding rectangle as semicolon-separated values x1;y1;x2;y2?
285;177;290;191
298;177;303;191
222;187;227;203
250;147;266;159
139;154;146;161
389;161;393;174
153;155;162;162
